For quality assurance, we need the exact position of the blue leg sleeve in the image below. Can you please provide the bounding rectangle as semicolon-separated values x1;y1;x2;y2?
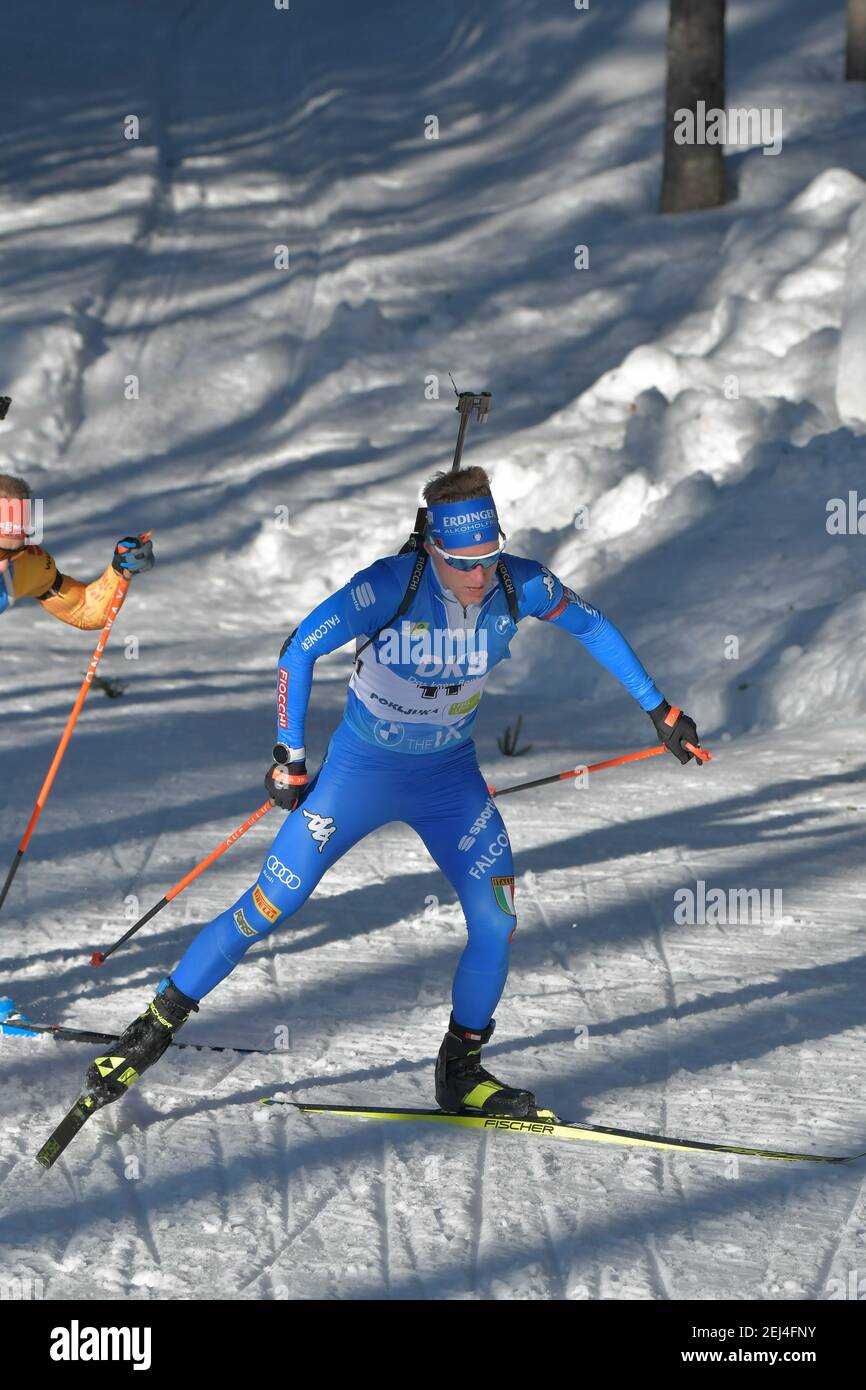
172;743;395;999
408;771;517;1031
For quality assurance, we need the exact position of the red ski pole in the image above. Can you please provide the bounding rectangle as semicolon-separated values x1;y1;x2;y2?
0;540;149;916
487;740;711;798
90;799;275;966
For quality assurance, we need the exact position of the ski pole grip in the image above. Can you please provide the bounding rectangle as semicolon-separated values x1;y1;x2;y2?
684;740;712;763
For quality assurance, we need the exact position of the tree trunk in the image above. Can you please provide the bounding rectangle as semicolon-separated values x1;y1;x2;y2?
847;0;866;79
660;0;727;214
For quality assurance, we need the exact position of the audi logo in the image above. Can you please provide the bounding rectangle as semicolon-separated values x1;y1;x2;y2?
266;856;301;889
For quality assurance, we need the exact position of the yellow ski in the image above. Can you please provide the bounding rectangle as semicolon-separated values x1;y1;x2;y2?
261;1099;866;1165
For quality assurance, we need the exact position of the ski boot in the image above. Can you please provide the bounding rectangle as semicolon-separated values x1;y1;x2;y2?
435;1014;544;1119
83;978;199;1110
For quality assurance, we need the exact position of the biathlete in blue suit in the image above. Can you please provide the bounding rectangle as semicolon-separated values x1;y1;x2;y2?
76;465;703;1121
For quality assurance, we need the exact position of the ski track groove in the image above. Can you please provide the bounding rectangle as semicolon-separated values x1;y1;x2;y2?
636;1170;676;1301
115;1136;163;1273
143;1049;252;1141
47;0;203;473
521;865;592;1017
206;1116;234;1237
806;1166;866;1301
527;1144;568;1299
549;861;625;1298
634;865;694;1293
470;1129;488;1298
232;1120;346;1295
754;1171;809;1302
377;1130;392;1299
234;1185;344;1297
44;1151;86;1278
390;1143;423;1289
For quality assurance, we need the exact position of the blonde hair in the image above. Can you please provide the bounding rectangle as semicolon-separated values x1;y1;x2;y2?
422;465;493;506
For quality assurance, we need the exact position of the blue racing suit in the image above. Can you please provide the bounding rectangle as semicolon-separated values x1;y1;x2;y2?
172;551;663;1029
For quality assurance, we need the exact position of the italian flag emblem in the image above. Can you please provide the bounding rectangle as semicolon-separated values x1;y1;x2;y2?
491;875;516;916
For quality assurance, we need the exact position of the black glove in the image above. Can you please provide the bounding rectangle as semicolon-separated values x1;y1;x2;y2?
112;534;154;576
265;752;308;810
648;699;702;766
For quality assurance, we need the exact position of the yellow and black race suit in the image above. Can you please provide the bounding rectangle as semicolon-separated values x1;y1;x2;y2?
0;546;121;630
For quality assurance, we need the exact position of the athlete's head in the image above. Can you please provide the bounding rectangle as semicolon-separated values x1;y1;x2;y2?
422;465;503;607
0;473;32;576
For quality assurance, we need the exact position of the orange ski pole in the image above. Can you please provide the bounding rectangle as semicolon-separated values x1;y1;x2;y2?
487;740;711;798
90;799;275;966
0;538;150;916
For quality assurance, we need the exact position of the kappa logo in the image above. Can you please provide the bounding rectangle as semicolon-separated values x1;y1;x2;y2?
264;856;301;889
252;885;280;922
302;809;336;853
234;908;257;938
351;581;375;611
540;566;556;603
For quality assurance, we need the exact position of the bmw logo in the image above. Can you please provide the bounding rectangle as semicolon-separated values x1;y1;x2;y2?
374;719;405;744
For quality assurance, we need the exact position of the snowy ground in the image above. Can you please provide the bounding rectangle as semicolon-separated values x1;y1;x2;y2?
1;0;865;1301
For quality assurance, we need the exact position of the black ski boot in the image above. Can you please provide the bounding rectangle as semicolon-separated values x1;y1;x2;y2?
84;978;199;1110
435;1014;539;1118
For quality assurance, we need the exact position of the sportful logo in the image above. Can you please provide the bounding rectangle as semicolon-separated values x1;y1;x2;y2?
377;621;489;676
277;668;289;728
302;809;336;853
459;796;497;851
50;1321;151;1371
301;614;340;650
351;582;375;610
265;856;301;889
